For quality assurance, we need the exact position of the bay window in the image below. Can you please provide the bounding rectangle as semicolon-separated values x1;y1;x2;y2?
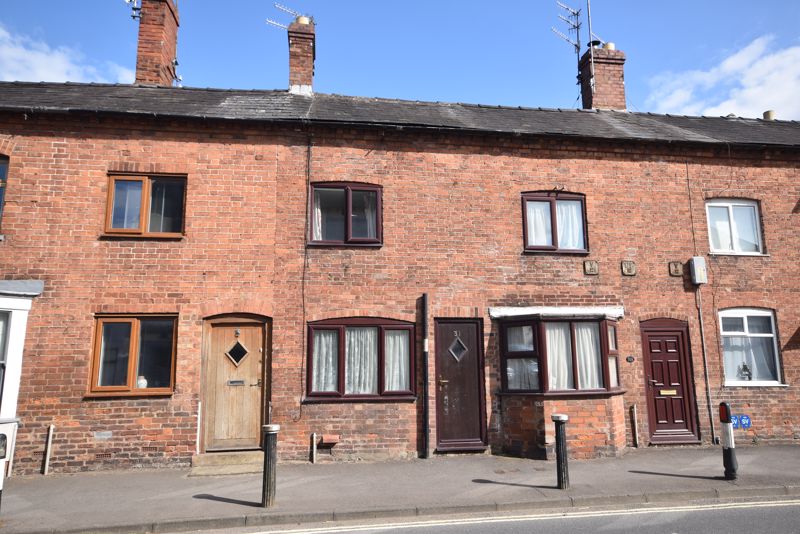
501;319;619;393
308;318;414;399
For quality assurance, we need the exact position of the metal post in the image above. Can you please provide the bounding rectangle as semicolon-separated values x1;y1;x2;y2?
719;403;737;480
261;424;280;507
552;414;569;490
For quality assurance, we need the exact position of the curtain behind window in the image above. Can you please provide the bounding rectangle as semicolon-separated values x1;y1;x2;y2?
345;327;378;394
723;335;777;381
546;322;573;389
575;323;602;389
526;201;552;246
312;330;338;392
384;330;409;391
0;312;7;411
556;200;585;249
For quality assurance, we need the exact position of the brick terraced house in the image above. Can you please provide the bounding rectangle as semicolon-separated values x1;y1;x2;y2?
0;0;798;474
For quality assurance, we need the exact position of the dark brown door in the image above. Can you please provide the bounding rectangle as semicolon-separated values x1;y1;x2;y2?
204;321;266;450
641;319;699;444
435;319;487;451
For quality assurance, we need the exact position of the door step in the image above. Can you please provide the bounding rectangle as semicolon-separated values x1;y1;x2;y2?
190;451;263;476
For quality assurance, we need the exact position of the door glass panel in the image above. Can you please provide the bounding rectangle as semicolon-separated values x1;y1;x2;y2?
137;319;174;388
148;179;184;233
111;180;142;229
351;190;378;239
98;322;131;386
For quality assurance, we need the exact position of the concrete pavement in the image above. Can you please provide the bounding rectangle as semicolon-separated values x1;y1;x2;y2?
2;445;799;534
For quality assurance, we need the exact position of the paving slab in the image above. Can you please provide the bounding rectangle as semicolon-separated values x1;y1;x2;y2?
1;445;798;533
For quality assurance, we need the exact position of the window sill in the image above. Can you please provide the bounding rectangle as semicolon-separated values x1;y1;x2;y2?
307;242;383;249
723;382;787;388
497;388;626;399
708;252;769;258
100;234;184;241
303;395;416;404
522;249;590;256
84;390;174;399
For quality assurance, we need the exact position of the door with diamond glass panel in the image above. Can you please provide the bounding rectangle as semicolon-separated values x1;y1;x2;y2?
203;319;266;450
435;319;487;451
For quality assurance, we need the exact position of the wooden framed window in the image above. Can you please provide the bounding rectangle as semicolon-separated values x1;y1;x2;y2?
500;318;620;394
309;183;382;246
307;318;414;400
89;315;177;396
104;175;186;237
705;199;764;255
522;192;588;253
0;156;8;229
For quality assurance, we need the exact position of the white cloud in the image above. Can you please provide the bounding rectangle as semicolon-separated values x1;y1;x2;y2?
0;24;134;84
646;36;800;120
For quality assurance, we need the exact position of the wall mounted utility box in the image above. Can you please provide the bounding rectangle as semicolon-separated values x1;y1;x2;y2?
689;257;708;284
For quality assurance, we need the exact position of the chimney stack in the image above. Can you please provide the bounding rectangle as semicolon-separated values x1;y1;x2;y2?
288;16;315;96
579;43;626;110
135;0;180;86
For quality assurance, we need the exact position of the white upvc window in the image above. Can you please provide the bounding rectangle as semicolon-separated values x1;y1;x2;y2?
719;308;782;386
705;199;763;255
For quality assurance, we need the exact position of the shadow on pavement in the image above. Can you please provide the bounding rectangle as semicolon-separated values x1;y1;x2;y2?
628;470;727;481
472;478;556;490
193;493;263;507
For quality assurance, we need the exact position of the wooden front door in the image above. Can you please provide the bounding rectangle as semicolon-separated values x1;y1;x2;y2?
641;319;699;444
204;320;266;450
435;319;487;451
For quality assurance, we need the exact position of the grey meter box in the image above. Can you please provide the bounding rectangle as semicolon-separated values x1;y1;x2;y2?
690;256;708;284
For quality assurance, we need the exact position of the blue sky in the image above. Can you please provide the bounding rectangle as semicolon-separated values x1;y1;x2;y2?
1;1;799;119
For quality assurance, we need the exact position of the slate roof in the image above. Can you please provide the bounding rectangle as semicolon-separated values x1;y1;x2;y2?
1;81;799;148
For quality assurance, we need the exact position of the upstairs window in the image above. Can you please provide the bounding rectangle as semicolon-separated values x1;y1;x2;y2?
0;156;8;228
310;183;382;245
705;199;763;254
308;318;413;399
90;315;177;396
105;175;186;237
720;308;781;385
501;319;619;393
522;192;587;253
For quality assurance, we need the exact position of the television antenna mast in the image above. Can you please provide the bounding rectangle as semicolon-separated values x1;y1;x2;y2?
266;3;311;30
124;0;141;20
551;1;581;67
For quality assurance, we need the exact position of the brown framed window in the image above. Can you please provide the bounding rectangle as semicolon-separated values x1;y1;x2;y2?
89;315;177;396
307;318;414;399
309;183;382;245
104;175;186;237
500;318;620;393
522;192;588;252
0;156;8;229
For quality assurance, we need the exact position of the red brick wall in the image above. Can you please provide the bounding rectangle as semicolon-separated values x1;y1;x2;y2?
1;112;798;473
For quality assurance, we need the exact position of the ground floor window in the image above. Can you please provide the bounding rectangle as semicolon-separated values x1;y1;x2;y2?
719;308;781;385
308;318;414;399
501;319;619;393
0;311;8;411
89;315;177;396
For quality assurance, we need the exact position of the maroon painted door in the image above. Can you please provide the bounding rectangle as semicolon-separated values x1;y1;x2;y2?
435;319;487;451
641;319;699;444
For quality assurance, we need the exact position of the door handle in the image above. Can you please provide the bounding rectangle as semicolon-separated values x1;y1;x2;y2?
438;378;449;390
649;379;658;386
250;379;262;387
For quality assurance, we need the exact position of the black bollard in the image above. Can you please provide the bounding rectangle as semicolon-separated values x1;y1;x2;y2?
719;403;738;480
552;414;569;490
261;424;280;507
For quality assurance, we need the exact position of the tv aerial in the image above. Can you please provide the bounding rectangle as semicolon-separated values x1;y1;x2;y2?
266;3;311;30
551;1;605;96
124;0;142;20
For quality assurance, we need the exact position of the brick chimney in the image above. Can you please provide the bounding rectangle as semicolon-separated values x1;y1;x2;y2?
579;43;626;110
135;0;179;86
288;17;315;95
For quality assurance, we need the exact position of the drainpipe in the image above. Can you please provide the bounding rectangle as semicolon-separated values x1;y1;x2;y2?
696;286;717;444
421;293;430;458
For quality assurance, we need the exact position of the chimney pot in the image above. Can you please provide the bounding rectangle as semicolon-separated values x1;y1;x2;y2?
763;110;776;121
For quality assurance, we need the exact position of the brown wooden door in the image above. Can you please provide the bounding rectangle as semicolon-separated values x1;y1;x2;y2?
204;322;265;450
641;319;699;444
435;319;487;451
